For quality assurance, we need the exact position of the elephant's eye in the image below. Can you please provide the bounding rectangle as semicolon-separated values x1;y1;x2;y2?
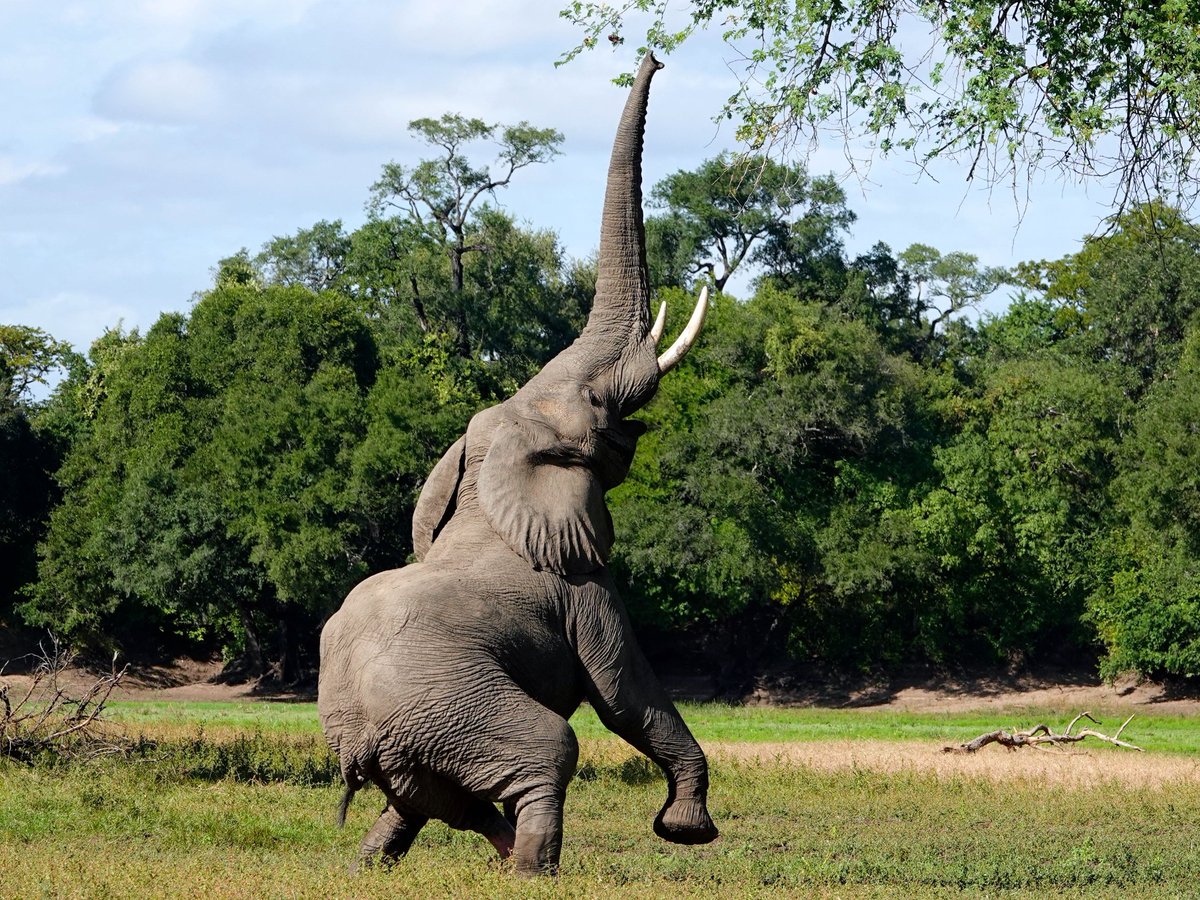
584;387;603;408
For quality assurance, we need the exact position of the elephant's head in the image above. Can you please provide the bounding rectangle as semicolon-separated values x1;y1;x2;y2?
412;53;707;576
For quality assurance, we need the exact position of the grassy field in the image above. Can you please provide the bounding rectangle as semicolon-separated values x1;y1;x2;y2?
2;700;1199;897
106;698;1200;753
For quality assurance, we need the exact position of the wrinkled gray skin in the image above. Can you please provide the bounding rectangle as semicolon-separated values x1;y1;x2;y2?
318;54;717;876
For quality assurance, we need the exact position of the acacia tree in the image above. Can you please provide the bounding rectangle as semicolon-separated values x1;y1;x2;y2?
368;115;563;358
559;1;1200;210
897;244;1009;344
255;219;351;293
646;154;851;291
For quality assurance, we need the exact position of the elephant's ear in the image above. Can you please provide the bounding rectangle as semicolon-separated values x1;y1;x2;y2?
478;419;613;575
412;435;466;561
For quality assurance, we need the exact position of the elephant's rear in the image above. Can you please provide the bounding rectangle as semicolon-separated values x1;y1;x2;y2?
319;561;497;721
317;580;375;810
318;566;433;795
318;560;572;801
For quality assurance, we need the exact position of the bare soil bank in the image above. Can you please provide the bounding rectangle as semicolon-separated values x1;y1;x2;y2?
742;669;1200;715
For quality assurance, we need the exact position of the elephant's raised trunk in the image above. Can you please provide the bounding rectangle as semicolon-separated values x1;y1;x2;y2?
517;53;705;417
582;52;663;342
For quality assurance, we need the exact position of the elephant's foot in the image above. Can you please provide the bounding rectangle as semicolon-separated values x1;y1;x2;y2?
511;797;564;876
653;796;718;845
352;806;428;872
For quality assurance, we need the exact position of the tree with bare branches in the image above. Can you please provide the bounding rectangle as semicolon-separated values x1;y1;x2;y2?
1;638;128;762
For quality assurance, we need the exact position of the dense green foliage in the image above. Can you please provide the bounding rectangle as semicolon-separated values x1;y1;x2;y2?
0;326;74;625
7;137;1200;681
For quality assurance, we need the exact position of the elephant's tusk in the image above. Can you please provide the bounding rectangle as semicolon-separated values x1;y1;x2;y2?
649;301;667;345
657;286;708;373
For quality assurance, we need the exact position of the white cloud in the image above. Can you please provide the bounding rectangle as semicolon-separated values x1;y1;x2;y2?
95;58;223;125
0;157;66;187
64;116;123;144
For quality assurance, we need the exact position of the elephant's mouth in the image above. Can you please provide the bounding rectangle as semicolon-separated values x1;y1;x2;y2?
598;418;646;453
592;420;645;487
551;426;637;469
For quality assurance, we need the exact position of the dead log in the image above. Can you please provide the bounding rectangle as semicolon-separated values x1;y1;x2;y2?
943;711;1143;754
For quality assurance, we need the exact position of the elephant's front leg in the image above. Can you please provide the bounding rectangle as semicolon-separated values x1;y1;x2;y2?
568;580;718;845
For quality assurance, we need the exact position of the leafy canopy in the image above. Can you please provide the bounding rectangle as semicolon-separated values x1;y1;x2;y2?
0;325;73;408
559;1;1200;211
646;153;851;292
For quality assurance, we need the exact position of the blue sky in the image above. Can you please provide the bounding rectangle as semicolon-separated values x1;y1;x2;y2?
1;0;1119;354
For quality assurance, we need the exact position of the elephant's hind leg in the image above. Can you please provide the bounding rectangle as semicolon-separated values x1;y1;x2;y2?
353;805;427;872
510;787;570;876
503;713;579;876
395;679;579;875
459;795;516;859
385;768;515;861
430;693;579;876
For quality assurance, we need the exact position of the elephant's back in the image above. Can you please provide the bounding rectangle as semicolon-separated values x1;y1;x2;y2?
320;563;491;695
318;557;579;734
322;554;554;644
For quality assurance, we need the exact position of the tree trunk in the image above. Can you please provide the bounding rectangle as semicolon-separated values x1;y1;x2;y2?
449;246;472;358
239;605;266;676
408;273;430;333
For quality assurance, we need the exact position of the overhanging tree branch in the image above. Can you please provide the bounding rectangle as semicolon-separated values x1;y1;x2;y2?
559;1;1200;213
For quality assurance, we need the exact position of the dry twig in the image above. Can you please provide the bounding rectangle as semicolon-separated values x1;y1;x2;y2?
0;635;129;762
943;711;1142;754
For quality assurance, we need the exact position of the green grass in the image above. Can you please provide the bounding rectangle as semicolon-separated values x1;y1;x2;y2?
109;699;1200;754
109;699;324;733
2;747;1199;897
3;700;1195;896
667;703;1200;754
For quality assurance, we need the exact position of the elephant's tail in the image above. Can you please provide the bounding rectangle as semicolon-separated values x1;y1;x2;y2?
337;766;366;829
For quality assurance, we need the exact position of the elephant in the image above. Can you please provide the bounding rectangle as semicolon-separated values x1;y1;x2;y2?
318;52;717;876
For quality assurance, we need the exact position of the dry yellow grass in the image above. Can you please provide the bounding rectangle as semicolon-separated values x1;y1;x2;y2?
705;737;1200;786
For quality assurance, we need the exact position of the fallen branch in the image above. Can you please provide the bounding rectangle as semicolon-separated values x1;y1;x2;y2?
1;635;129;763
943;711;1143;754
